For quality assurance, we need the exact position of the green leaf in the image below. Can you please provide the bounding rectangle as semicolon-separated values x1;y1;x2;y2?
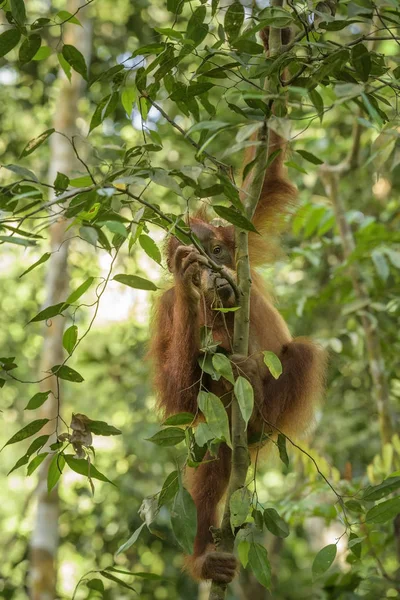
309;89;324;120
3;163;38;181
8;436;49;473
362;476;400;501
296;150;324;165
213;206;257;233
69;175;93;187
113;274;158;291
212;354;234;384
25;390;51;410
56;10;81;25
277;433;289;467
371;250;389;282
121;87;136;116
0;29;21;58
213;306;240;313
87;579;104;592
51;365;84;383
100;571;137;592
19;252;51;278
0;235;36;247
163;413;195;426
89;92;119;132
263;508;289;538
54;172;69;192
171;487;197;554
29;302;67;323
47;453;65;492
233;40;264;54
312;544;337;577
194;422;215;447
66;277;94;304
197;391;232;448
345;499;364;513
10;0;26;25
262;351;282;379
224;1;244;42
57;52;72;80
115;523;145;556
238;540;250;568
188;120;228;134
64;455;115;485
86;420;122;436
19;34;41;64
147;427;185;447
27;452;48;475
234;376;254;427
248;542;271;589
151;169;182;196
139;234;162;264
351;43;371;82
20;128;55;157
8;454;29;475
187;6;208;46
2;419;49;449
159;470;179;507
33;46;52;61
361;92;383;127
230;487;251;529
366;497;400;524
62;44;88;80
63;325;78;354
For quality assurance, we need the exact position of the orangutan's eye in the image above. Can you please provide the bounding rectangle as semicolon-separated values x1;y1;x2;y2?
212;245;222;255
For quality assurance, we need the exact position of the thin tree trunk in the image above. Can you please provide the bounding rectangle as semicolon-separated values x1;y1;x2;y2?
29;3;91;598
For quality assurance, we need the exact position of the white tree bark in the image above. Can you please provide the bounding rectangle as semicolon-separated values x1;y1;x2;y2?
29;3;92;598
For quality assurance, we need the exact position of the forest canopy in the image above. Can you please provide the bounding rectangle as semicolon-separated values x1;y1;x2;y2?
0;0;399;599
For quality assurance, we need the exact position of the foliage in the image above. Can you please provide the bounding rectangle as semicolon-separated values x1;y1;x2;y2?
0;0;399;598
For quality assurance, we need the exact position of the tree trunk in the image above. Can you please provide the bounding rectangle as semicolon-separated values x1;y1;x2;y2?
29;4;91;598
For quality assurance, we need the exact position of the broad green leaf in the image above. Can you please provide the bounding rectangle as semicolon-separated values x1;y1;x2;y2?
27;452;48;475
194;422;215;447
63;325;78;354
212;354;234;384
309;89;324;120
248;542;271;589
90;92;119;132
362;476;400;501
113;274;158;291
29;302;68;323
8;454;29;475
0;236;36;247
66;277;94;304
312;544;337;577
25;390;51;410
258;6;294;27
87;579;104;592
139;234;162;264
296;150;324;165
69;175;93;187
263;508;289;537
187;6;208;46
19;252;51;278
277;433;289;467
100;571;137;592
57;52;72;80
19;34;41;65
361;92;383;127
230;487;251;529
147;427;185;446
234;376;254;427
171;487;197;553
163;413;195;426
54;172;69;192
158;470;179;507
238;540;250;568
10;0;26;25
213;306;240;313
262;351;282;379
20;128;55;157
47;453;65;492
121;87;136;116
348;533;363;559
115;523;145;556
151;169;182;196
188;121;228;134
213;206;257;233
51;364;84;382
197;391;232;448
62;44;88;80
0;29;21;58
384;249;400;268
56;10;81;25
351;43;371;82
366;497;400;523
86;419;121;436
345;499;364;513
224;1;244;42
64;455;115;485
2;419;49;449
7;436;49;474
3;163;38;181
253;508;264;530
233;40;264;54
